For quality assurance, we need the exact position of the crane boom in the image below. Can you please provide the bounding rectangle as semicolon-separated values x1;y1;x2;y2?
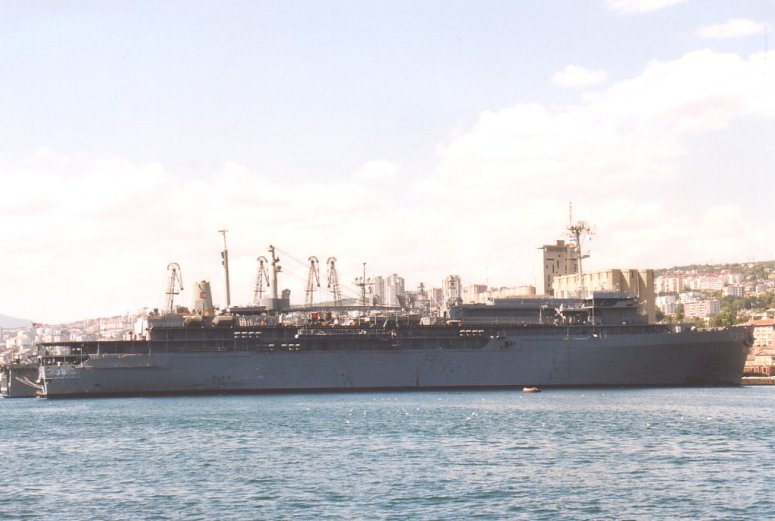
305;256;321;307
326;257;342;308
253;256;270;304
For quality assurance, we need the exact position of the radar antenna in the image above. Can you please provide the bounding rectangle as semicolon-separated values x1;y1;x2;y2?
567;203;593;289
268;245;282;301
164;262;184;314
253;256;270;304
305;256;321;307
354;262;372;308
326;257;342;308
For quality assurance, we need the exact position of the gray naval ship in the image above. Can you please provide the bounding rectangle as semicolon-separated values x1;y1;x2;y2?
27;234;752;398
32;291;751;398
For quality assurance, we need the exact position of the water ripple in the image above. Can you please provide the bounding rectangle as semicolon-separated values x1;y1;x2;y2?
1;388;774;520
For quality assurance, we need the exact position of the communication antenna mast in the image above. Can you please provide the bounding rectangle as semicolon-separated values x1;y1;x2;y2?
268;245;282;301
253;256;270;304
219;230;231;307
164;262;184;314
305;256;321;307
326;257;342;307
567;203;593;290
354;262;372;308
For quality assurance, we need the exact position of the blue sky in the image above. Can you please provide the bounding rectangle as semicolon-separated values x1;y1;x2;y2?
1;0;774;322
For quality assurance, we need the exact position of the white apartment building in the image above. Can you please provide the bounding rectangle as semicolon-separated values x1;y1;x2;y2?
385;274;405;307
485;286;536;300
723;285;744;297
655;275;684;294
461;284;488;303
685;275;724;292
679;291;703;304
751;319;775;348
656;295;678;315
723;271;744;285
372;276;385;305
683;299;721;319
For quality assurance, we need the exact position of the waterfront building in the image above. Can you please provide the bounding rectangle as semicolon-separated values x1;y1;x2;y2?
535;240;578;296
751;319;775;348
552;269;656;323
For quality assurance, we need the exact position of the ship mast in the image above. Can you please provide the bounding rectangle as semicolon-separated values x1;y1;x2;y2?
268;245;281;301
219;230;231;307
164;262;184;314
354;262;371;308
567;203;592;291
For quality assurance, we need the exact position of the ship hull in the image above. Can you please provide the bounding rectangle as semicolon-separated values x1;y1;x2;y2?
39;328;750;398
1;364;40;398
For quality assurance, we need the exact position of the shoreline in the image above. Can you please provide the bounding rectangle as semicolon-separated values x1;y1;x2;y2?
742;376;775;385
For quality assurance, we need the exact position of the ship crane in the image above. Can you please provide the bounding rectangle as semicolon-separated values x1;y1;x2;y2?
305;256;320;307
326;257;342;308
253;256;270;304
164;262;184;314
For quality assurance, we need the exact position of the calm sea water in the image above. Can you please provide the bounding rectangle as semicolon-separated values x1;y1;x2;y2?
1;387;774;520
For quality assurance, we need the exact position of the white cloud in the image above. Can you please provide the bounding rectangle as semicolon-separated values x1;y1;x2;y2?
352;160;400;181
695;19;767;40
604;0;687;14
2;49;774;323
551;65;608;89
414;49;775;281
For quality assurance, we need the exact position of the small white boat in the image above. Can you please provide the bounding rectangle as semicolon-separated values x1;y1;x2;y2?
522;386;541;393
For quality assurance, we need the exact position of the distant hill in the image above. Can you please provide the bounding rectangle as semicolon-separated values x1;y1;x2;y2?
0;314;31;328
657;260;775;281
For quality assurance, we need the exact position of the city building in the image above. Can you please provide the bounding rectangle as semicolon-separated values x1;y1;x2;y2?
656;294;678;315
385;274;405;307
372;276;385;305
442;275;462;307
535;240;578;296
461;284;488;303
553;269;656;322
655;275;684;294
683;299;721;319
484;286;536;301
751;319;775;348
722;285;744;297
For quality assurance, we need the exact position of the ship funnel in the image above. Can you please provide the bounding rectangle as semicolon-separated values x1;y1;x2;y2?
192;280;215;316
